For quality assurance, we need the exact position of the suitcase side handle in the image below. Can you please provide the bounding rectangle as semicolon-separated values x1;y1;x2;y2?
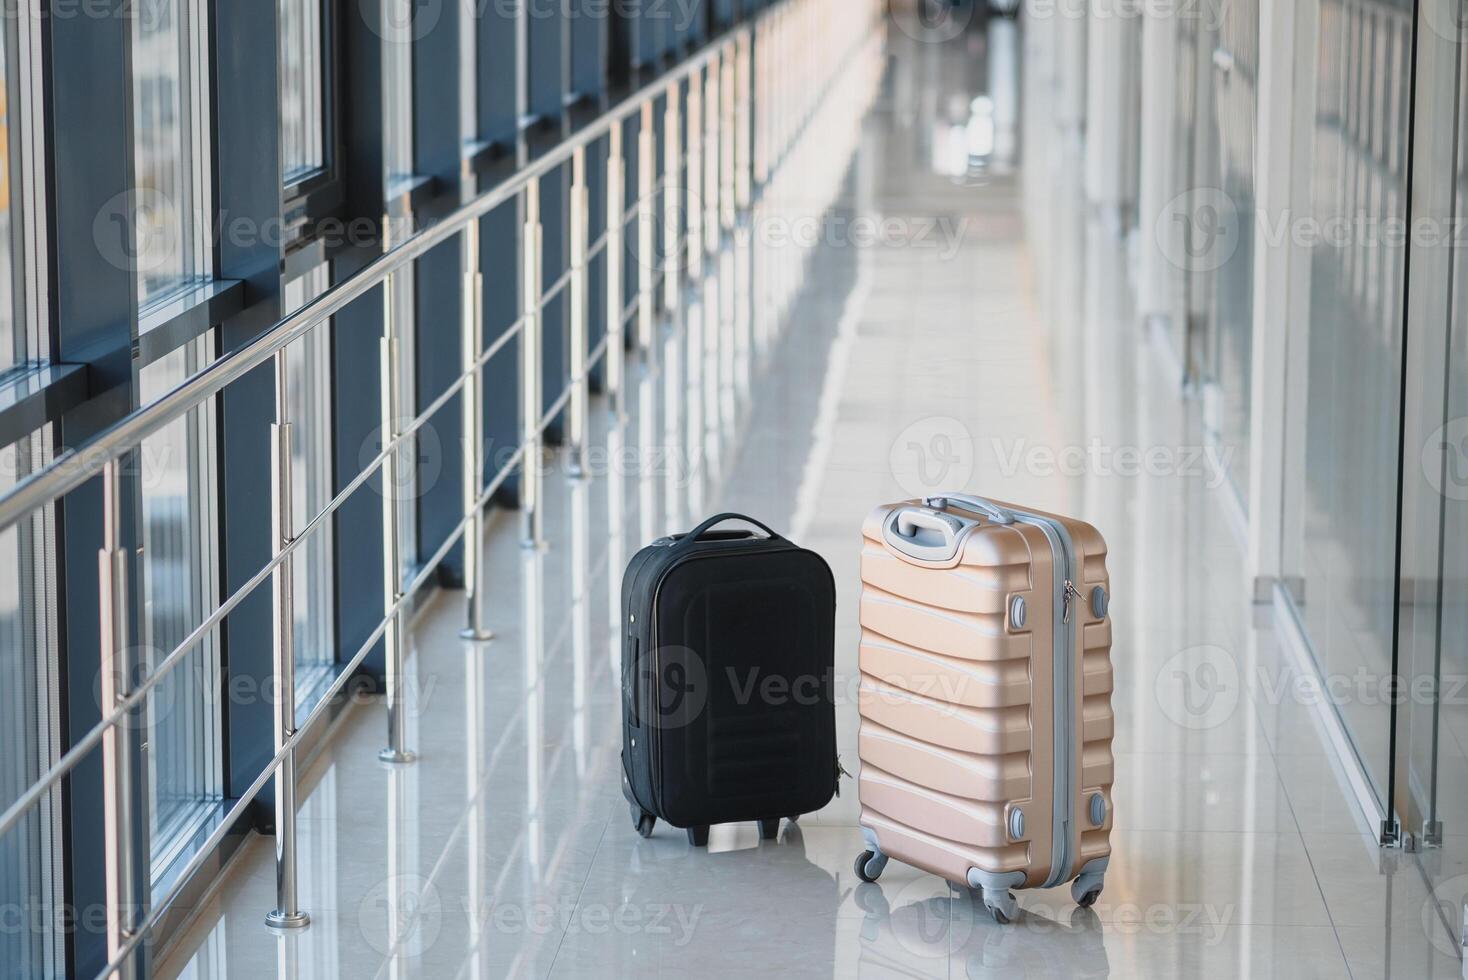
676;512;783;548
883;506;969;562
922;494;1016;526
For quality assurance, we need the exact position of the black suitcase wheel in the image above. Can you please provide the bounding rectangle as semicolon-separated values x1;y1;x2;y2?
758;818;781;841
687;825;710;847
629;803;656;839
854;850;883;883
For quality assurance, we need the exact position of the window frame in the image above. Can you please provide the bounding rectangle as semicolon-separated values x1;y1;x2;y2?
3;2;47;372
127;0;216;313
281;0;347;256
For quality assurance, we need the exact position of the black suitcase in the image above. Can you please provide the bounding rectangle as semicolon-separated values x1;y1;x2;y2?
620;513;839;845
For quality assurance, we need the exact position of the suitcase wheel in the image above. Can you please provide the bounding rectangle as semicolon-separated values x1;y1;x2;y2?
758;818;781;841
853;849;888;883
982;888;1018;925
629;803;656;839
686;825;710;847
1070;872;1104;909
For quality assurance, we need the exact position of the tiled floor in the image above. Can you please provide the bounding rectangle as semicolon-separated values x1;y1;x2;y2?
155;19;1464;980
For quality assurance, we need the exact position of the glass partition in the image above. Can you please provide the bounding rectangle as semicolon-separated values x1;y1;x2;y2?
1393;0;1468;915
137;336;224;885
0;432;61;977
1276;0;1414;813
1206;0;1258;506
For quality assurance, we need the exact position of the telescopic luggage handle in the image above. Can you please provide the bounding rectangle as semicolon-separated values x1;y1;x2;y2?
923;494;1016;526
884;494;1016;562
674;512;783;548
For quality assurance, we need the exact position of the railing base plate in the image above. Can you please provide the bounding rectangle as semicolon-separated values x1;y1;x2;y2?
265;910;311;930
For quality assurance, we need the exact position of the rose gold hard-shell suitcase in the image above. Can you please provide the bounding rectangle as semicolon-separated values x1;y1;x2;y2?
853;493;1113;924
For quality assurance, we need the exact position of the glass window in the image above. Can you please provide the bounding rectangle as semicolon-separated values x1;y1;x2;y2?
460;0;477;149
1280;0;1414;807
382;0;414;190
280;0;327;182
0;4;44;372
130;0;212;305
137;336;223;885
0;20;15;372
1207;0;1257;505
0;432;63;978
1390;0;1468;888
282;266;337;710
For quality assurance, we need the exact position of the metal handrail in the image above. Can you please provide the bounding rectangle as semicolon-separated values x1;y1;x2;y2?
0;314;527;844
0;22;741;535
0;119;673;841
0;8;755;846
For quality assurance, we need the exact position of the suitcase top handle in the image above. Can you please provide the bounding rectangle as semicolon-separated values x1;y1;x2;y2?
883;495;1016;563
884;507;972;562
922;494;1016;526
676;512;783;549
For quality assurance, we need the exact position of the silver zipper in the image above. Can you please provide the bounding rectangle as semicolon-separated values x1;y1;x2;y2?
1006;511;1077;889
930;497;1079;888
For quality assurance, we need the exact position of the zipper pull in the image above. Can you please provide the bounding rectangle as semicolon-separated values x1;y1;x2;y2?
1063;580;1081;624
835;755;851;797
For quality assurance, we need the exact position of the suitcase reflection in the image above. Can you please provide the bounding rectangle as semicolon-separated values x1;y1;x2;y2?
854;881;1110;979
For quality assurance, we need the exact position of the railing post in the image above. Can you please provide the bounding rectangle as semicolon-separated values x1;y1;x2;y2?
99;459;137;979
636;100;656;351
569;146;590;479
755;22;768;187
775;11;787;168
663;82;683;312
460;222;494;642
379;273;417;765
687;75;705;283
721;43;737;232
736;33;753;212
266;349;310;929
705;55;721;257
606;123;626;419
521;179;546;549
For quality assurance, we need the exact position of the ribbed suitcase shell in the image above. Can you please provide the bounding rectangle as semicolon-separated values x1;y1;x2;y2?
855;495;1113;914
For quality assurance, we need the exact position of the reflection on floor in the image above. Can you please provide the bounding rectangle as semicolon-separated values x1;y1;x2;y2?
156;18;1464;980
